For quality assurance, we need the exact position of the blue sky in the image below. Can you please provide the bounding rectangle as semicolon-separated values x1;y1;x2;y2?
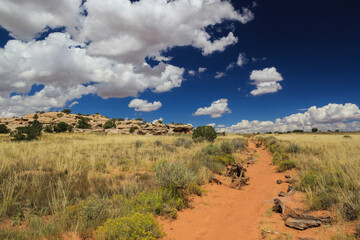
0;0;359;132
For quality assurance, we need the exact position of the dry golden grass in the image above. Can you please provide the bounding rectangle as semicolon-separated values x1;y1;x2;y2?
275;134;360;222
0;132;246;239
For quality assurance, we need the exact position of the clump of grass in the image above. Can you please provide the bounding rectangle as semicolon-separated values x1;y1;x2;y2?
220;141;234;154
135;140;144;148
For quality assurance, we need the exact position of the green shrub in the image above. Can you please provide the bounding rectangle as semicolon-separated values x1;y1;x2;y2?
118;118;124;121
220;141;234;154
62;109;71;114
213;154;236;166
154;161;195;190
129;127;135;133
312;128;318;132
162;144;176;152
53;122;70;133
202;144;220;155
286;143;300;153
0;124;9;134
103;120;116;129
135;140;144;148
231;138;247;152
43;125;53;133
192;125;217;142
154;140;162;146
173;138;192;148
95;212;164;240
77;117;92;129
174;137;186;147
11;120;42;141
277;160;296;172
300;171;320;190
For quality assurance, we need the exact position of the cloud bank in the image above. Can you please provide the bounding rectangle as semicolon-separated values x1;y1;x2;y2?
217;103;360;133
193;99;231;118
0;0;254;116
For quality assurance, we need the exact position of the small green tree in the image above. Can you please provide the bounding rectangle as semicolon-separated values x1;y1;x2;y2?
311;128;318;132
44;125;54;133
33;114;38;120
0;124;9;134
77;117;92;129
136;118;143;121
103;120;116;129
118;118;124;121
11;120;42;141
62;109;71;114
54;122;70;133
192;125;217;142
129;127;135;133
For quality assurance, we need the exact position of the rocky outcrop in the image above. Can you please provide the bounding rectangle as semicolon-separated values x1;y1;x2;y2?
0;112;193;135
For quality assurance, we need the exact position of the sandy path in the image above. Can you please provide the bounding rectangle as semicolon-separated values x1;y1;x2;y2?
159;139;284;240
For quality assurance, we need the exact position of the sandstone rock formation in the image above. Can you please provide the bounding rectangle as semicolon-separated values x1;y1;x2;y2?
0;112;193;135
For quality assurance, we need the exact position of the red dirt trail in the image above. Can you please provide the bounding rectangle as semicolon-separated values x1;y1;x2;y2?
159;139;284;240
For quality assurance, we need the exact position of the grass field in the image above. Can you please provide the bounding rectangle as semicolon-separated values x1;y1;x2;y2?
0;133;246;239
258;133;360;224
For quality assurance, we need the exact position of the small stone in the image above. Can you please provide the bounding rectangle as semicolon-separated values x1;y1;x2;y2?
276;179;283;184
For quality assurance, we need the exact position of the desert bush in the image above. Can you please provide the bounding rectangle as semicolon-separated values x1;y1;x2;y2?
11;120;42;141
154;140;162;146
0;124;9;134
311;128;318;132
286;143;300;153
202;144;220;155
135;140;144;148
220;141;234;154
95;212;164;240
154;161;195;191
214;154;236;165
77;117;92;129
129;127;135;133
162;144;176;152
192;125;217;142
53;122;70;133
44;125;54;133
62;109;71;114
103;120;116;129
174;137;186;147
174;137;192;148
277;160;296;172
231;138;247;152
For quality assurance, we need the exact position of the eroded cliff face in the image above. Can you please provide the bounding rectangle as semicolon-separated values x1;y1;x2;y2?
0;112;193;135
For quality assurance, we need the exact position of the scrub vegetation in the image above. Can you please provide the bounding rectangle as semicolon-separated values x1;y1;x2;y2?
256;134;360;222
0;132;246;239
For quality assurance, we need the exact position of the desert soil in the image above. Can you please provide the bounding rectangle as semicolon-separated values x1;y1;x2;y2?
159;139;336;240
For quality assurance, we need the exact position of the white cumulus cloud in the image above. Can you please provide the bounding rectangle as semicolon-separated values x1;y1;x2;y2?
218;103;360;133
237;52;248;66
0;0;254;117
128;99;162;112
215;72;226;79
193;99;231;118
198;67;207;73
249;67;284;96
